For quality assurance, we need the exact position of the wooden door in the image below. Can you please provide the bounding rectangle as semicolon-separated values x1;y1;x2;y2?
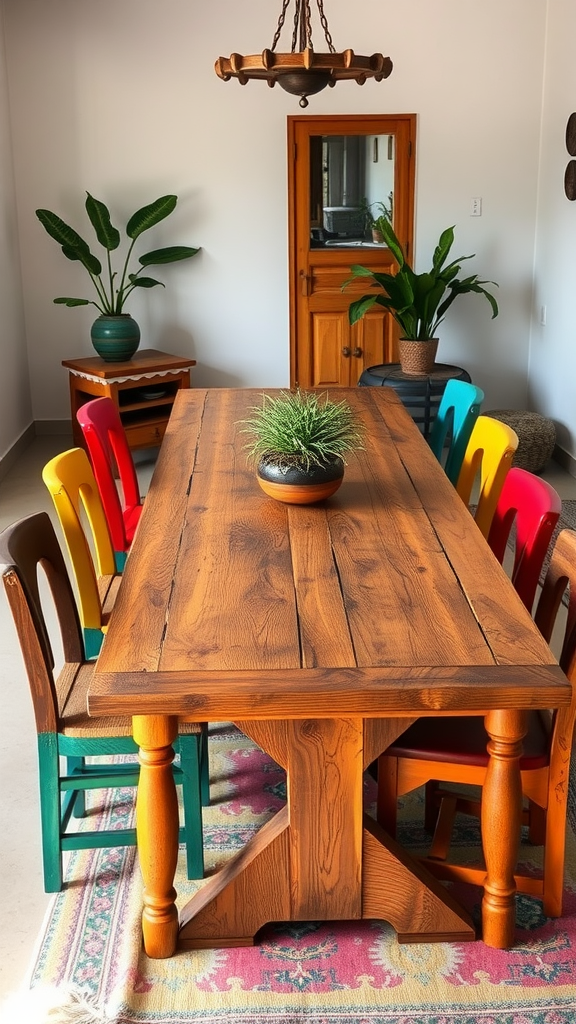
288;114;416;389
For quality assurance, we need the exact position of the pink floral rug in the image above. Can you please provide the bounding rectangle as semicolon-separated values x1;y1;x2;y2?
27;724;576;1023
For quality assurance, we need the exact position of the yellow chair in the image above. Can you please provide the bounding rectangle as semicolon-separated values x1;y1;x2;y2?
455;414;519;538
42;447;119;659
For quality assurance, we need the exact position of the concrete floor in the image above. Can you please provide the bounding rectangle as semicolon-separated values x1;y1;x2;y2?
0;435;575;1006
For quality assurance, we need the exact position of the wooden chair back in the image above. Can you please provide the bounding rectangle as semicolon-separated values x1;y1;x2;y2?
76;397;141;563
42;448;116;649
428;379;484;485
455;414;519;538
0;511;83;735
487;467;562;611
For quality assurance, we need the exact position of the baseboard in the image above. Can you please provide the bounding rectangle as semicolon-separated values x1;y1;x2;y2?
0;423;36;483
553;444;576;479
34;419;73;436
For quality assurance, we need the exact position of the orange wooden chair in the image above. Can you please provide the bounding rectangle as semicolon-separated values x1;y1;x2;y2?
455;414;519;538
1;511;206;890
376;528;576;919
487;466;561;612
76;397;143;571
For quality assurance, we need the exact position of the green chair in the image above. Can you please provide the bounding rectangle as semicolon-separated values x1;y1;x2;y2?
0;511;206;891
428;379;485;485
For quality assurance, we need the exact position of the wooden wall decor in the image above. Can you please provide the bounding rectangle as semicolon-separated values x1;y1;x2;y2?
564;114;576;199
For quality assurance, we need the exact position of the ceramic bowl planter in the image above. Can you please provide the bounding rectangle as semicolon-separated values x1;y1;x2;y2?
256;455;344;504
91;314;141;362
242;389;363;506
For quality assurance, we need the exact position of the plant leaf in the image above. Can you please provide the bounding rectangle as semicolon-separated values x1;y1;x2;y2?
374;216;405;267
126;195;178;240
432;226;455;271
139;245;200;266
348;295;377;324
53;297;91;306
128;275;164;289
36;208;89;251
61;243;102;276
85;193;120;251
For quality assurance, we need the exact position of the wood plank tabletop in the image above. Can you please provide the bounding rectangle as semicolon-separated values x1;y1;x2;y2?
91;387;567;718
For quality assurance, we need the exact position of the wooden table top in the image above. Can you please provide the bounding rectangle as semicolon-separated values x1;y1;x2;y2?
90;387;570;720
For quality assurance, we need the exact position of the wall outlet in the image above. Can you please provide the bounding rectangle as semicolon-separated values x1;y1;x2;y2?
470;197;482;216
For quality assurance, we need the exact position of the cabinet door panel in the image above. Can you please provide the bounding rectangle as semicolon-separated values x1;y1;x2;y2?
311;313;349;388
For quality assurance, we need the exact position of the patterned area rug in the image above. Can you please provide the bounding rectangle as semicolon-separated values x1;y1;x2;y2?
21;725;576;1024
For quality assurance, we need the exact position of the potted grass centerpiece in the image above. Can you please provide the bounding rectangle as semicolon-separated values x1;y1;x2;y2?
242;389;364;504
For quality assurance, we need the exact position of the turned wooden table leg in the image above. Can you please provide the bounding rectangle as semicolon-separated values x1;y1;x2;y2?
481;709;527;949
133;715;180;958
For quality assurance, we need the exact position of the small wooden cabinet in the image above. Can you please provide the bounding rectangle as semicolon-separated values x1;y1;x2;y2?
63;349;196;451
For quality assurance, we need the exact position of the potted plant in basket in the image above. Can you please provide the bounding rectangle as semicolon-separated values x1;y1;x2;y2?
242;389;364;504
344;217;499;375
36;193;200;362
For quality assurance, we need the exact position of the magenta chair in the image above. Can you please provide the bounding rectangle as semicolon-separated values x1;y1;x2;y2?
487;466;561;612
76;398;143;571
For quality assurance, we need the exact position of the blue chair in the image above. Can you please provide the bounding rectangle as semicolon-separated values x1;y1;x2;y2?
428;379;485;485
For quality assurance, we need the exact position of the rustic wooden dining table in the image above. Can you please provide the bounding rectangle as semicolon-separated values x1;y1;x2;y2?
89;387;572;959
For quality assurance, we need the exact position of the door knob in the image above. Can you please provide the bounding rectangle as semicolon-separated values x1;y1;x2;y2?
299;270;311;296
352;347;362;358
342;346;351;357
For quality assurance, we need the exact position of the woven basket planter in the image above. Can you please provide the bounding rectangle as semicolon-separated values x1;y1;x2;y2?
398;338;439;376
488;409;556;473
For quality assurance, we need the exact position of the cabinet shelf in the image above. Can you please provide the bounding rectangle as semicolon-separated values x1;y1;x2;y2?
63;349;196;452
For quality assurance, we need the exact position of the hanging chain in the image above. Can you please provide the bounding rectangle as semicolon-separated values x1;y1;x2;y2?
316;0;335;52
291;0;300;52
274;0;336;54
271;0;292;51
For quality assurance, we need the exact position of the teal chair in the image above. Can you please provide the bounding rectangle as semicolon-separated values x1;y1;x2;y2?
0;511;206;891
428;379;485;485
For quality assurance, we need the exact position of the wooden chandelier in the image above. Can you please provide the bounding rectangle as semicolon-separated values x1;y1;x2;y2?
214;0;393;108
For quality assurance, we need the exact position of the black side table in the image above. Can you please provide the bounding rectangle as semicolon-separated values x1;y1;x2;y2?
358;363;472;438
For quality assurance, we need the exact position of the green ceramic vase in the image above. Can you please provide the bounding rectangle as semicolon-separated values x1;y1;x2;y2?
90;315;141;362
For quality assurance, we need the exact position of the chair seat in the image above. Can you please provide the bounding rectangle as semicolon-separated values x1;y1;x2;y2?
123;503;143;544
57;660;203;739
387;711;550;770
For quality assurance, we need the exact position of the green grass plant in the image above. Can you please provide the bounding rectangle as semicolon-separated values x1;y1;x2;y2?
242;390;364;472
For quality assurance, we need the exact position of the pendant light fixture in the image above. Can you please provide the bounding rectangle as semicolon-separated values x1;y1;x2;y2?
215;0;392;108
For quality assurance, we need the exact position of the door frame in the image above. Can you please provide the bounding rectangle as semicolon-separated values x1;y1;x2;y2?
287;113;417;387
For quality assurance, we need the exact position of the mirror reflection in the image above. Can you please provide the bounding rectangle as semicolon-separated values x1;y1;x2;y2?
310;134;395;248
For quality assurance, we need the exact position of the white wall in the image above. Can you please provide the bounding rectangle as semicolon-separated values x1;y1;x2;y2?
0;1;553;441
531;0;576;462
0;3;31;459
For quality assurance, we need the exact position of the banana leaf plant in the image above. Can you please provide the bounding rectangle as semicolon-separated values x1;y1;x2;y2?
344;216;498;340
36;193;200;315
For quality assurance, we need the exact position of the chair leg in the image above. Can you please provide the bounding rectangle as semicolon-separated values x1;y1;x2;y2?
376;755;398;835
528;799;546;845
114;550;127;572
37;734;64;892
83;627;104;660
199;724;210;807
424;780;441;833
178;734;205;880
66;757;86;817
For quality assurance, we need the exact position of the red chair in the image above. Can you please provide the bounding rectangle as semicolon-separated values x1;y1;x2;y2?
76;398;143;571
487;467;562;612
